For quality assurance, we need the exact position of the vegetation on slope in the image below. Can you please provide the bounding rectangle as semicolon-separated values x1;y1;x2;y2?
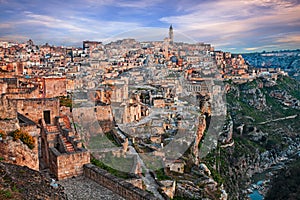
202;75;300;199
10;130;35;150
0;162;66;199
265;158;300;200
91;155;135;179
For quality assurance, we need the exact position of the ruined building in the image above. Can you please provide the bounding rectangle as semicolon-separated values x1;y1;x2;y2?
0;77;90;180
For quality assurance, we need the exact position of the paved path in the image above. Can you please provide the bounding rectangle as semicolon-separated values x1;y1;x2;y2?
58;176;124;200
258;114;298;125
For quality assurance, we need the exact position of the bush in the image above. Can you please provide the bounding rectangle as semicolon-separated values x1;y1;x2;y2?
11;130;35;150
59;96;72;108
0;189;12;199
0;130;6;140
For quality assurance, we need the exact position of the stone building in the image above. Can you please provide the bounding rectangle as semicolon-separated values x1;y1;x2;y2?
40;116;90;180
38;77;67;98
14;98;60;124
165;159;185;174
0;76;90;180
0;95;40;170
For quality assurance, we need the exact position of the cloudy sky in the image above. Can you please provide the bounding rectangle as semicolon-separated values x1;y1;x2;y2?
0;0;300;52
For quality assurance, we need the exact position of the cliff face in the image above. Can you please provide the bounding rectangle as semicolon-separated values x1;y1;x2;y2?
202;76;300;199
192;115;206;165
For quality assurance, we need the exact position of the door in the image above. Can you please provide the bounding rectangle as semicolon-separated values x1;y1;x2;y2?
43;110;51;124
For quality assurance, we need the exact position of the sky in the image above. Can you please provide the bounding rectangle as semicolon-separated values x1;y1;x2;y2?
0;0;300;53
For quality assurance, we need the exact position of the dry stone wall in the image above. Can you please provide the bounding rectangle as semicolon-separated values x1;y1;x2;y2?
83;164;158;200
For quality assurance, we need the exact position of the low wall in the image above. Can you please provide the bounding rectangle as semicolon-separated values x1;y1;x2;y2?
50;148;90;180
83;164;157;200
0;137;39;171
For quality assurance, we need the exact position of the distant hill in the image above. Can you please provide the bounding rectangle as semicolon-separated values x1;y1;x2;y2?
242;50;300;81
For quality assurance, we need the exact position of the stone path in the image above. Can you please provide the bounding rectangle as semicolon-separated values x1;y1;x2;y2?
58;176;124;200
258;114;298;125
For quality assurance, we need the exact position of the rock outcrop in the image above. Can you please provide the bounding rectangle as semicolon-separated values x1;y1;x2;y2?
0;136;39;171
0;162;67;199
192;115;206;165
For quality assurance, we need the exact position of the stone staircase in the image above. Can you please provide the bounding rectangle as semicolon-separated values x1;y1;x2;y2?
60;115;71;129
61;136;75;153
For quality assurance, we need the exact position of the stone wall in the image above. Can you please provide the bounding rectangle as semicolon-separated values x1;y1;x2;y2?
0;118;19;133
49;148;90;180
43;77;67;98
0;95;17;119
73;105;113;122
6;86;40;99
0;136;39;171
0;82;8;94
83;164;157;200
95;105;114;121
13;98;60;124
123;103;142;123
73;105;114;133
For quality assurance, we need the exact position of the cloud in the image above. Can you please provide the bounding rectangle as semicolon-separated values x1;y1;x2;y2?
0;34;28;41
276;34;300;43
22;12;94;33
86;0;164;8
160;0;300;51
0;0;299;52
244;47;259;51
0;23;13;28
0;9;144;45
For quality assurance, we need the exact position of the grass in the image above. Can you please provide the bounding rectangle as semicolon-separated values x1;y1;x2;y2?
202;148;224;185
87;134;117;150
91;155;134;179
155;168;170;181
173;196;198;200
105;130;122;147
0;189;13;199
227;77;300;126
277;76;300;100
204;76;300;199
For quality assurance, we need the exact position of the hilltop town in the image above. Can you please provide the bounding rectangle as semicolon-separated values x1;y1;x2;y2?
0;27;292;200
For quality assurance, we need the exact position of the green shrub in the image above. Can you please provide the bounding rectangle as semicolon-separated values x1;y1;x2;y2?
11;130;35;149
0;189;12;199
59;96;72;108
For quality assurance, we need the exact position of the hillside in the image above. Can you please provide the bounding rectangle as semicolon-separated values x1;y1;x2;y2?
265;158;300;200
202;75;300;199
242;50;300;81
0;161;67;200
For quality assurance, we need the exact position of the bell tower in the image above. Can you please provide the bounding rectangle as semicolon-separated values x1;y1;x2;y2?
169;24;174;45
